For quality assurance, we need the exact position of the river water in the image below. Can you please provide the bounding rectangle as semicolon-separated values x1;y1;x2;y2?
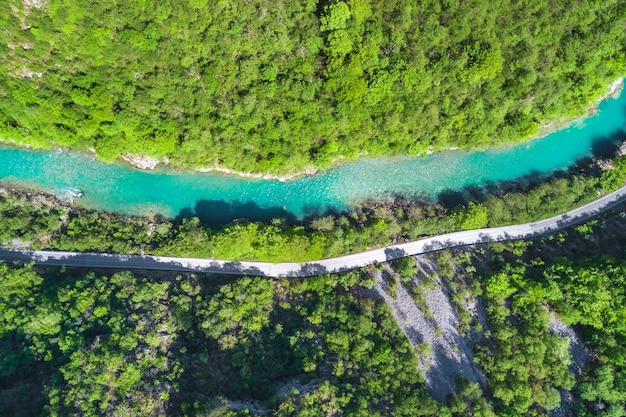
1;86;625;224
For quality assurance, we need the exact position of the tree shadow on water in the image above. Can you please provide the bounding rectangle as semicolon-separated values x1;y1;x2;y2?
174;199;298;227
590;130;626;159
174;200;347;228
435;129;626;211
300;204;345;223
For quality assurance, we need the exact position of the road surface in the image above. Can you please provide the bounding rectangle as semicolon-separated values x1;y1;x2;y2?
2;186;626;277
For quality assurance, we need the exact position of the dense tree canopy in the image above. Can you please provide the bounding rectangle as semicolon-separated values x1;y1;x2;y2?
0;0;624;174
0;265;460;416
5;210;626;416
475;252;626;416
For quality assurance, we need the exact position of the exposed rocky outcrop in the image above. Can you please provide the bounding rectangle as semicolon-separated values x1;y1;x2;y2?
122;154;165;170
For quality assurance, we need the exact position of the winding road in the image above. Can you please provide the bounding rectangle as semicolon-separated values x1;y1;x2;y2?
2;186;626;277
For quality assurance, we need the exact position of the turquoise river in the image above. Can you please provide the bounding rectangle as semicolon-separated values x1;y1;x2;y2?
1;85;626;224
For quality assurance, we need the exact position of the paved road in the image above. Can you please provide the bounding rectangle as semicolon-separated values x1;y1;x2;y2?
2;186;626;277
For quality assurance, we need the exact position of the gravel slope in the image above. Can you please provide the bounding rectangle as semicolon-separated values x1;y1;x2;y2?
370;262;485;402
548;314;591;417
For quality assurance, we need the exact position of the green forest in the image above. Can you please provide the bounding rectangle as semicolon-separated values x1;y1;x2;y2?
3;0;626;415
3;201;626;416
0;0;625;173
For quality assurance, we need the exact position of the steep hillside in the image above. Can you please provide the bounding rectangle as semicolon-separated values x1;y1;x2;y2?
0;0;625;173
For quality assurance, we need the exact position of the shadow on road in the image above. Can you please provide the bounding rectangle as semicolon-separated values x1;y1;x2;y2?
384;247;407;261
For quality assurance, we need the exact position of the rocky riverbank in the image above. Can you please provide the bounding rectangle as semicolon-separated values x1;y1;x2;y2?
121;154;166;170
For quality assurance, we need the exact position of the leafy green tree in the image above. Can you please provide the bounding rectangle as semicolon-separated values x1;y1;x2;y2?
453;202;489;230
393;256;417;280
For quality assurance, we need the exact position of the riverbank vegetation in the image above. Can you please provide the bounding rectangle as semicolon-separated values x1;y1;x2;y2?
3;151;626;263
0;0;625;174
